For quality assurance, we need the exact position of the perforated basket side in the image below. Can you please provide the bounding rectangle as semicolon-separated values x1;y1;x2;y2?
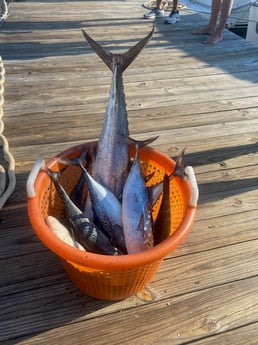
61;258;162;300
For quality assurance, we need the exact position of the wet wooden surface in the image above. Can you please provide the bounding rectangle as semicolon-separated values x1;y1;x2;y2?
1;1;258;344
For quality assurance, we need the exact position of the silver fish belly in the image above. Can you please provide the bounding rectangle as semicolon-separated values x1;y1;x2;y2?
93;63;129;201
82;28;154;201
122;142;154;254
80;164;127;254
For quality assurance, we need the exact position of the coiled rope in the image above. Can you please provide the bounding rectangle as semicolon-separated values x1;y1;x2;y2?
0;1;16;210
0;0;8;26
0;56;16;211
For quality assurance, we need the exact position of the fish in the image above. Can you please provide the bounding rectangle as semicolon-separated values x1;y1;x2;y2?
69;148;92;211
122;136;158;254
171;148;188;180
153;173;171;245
45;167;121;255
0;165;6;197
69;172;87;212
148;178;164;209
58;147;127;254
154;148;188;244
82;28;154;201
46;215;85;251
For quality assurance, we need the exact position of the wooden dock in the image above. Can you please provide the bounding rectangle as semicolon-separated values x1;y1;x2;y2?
1;0;258;344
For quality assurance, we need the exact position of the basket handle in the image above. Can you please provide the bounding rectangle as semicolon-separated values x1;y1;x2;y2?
26;157;45;198
185;166;199;207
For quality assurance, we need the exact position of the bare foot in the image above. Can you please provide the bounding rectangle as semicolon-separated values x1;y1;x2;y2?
192;26;214;35
203;32;223;45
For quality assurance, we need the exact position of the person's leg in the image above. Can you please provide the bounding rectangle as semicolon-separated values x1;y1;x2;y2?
144;0;165;19
156;0;163;9
192;0;222;35
165;0;180;24
172;0;178;12
203;0;234;44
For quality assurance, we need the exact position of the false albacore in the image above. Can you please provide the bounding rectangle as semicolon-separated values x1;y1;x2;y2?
82;28;154;201
45;168;121;255
122;136;158;254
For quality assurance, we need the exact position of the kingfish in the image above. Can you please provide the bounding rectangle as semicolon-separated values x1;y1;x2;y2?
82;28;154;201
122;137;158;254
45;168;121;255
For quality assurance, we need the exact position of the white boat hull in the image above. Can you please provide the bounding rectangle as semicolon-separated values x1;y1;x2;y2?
246;2;258;45
181;0;254;28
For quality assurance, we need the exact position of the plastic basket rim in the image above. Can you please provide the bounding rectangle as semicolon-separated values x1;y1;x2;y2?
27;142;197;271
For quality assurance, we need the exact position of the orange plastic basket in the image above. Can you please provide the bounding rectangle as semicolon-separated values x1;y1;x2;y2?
27;142;197;300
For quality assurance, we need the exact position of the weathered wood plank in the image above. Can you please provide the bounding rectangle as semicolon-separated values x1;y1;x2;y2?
189;323;258;345
3;110;258;151
4;277;257;345
1;240;258;340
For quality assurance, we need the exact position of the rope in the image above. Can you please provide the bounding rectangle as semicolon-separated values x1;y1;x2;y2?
0;56;16;211
0;0;9;26
0;1;16;210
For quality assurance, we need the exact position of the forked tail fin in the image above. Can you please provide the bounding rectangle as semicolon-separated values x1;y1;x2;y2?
127;135;159;150
82;27;154;72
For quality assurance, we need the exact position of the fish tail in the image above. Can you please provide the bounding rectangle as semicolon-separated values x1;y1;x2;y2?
82;30;113;71
170;148;188;180
45;167;83;218
122;27;154;72
127;135;159;149
82;27;154;72
58;145;88;168
45;167;62;183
